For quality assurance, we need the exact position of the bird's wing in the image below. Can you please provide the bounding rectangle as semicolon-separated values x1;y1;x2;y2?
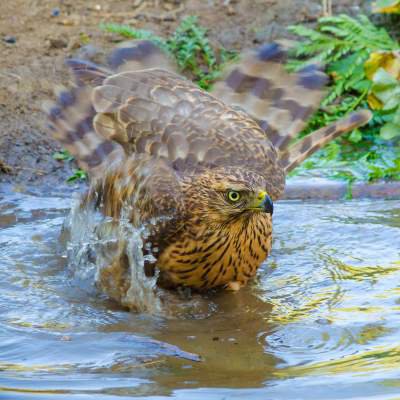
90;67;287;198
43;40;177;179
43;82;125;178
211;42;372;175
211;43;328;152
44;40;284;197
84;153;184;224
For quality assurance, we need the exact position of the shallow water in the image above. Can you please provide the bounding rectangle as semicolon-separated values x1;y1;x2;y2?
1;186;400;400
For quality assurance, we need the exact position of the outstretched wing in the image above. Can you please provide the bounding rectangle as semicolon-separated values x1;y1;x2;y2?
211;42;372;175
211;43;328;152
43;40;178;179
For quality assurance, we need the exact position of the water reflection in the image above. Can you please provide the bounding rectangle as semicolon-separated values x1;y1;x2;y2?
1;187;400;399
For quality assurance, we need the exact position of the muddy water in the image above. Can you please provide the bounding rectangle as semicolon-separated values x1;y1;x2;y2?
1;186;400;400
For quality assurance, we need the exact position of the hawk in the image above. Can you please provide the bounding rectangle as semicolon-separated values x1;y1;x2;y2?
44;41;371;304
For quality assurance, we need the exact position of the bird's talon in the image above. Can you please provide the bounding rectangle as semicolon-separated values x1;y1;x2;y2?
225;281;242;291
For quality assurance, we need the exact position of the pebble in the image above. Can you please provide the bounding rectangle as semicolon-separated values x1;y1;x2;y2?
58;18;76;26
0;160;12;174
225;5;236;16
3;35;16;44
315;318;332;325
51;7;60;17
48;38;68;49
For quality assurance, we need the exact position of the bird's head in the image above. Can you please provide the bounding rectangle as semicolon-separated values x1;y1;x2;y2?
181;169;273;229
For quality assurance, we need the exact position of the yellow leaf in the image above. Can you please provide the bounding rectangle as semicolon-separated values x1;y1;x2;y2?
372;0;400;13
367;93;383;110
365;51;400;80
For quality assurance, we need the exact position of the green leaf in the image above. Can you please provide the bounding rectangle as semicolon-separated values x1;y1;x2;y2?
393;108;400;125
100;23;167;50
349;129;363;143
67;169;88;183
370;68;400;111
380;122;400;139
372;68;399;89
53;150;74;162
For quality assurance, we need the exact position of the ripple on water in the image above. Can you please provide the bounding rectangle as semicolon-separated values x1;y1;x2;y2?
260;322;354;357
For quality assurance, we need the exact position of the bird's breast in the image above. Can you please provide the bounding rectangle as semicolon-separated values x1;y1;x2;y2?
156;214;273;290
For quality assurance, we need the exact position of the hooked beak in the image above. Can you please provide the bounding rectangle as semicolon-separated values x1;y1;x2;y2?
248;191;274;215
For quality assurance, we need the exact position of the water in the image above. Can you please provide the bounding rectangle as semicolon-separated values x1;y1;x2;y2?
1;186;399;400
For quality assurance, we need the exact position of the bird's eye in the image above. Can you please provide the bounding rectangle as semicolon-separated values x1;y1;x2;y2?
227;190;241;202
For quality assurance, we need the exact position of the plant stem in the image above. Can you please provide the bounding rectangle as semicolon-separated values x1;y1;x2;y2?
347;88;369;114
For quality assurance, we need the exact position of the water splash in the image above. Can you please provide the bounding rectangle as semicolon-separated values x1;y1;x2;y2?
65;194;163;314
61;193;223;319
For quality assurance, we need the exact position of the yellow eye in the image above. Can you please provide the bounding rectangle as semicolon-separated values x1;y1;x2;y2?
227;190;241;202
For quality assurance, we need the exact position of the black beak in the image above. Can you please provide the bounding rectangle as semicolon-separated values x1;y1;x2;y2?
262;195;274;215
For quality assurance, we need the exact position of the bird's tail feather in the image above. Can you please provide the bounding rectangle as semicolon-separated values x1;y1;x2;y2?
43;40;175;179
280;110;372;172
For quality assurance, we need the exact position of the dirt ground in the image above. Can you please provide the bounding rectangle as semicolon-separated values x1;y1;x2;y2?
0;0;370;191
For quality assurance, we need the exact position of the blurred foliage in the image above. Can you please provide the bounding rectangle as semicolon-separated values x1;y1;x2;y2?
288;14;398;104
288;14;400;183
373;0;400;14
53;150;88;182
102;16;236;89
67;169;88;182
366;51;400;140
53;149;74;162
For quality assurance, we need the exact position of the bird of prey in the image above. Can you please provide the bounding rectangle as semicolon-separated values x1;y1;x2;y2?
44;40;371;303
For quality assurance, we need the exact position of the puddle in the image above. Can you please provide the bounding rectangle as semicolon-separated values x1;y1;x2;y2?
1;186;399;399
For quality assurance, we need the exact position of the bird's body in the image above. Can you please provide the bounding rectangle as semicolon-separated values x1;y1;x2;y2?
44;40;371;303
83;143;274;292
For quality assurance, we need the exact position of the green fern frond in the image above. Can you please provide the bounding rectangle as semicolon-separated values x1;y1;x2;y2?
101;17;236;90
288;14;400;182
100;23;167;50
288;14;399;104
